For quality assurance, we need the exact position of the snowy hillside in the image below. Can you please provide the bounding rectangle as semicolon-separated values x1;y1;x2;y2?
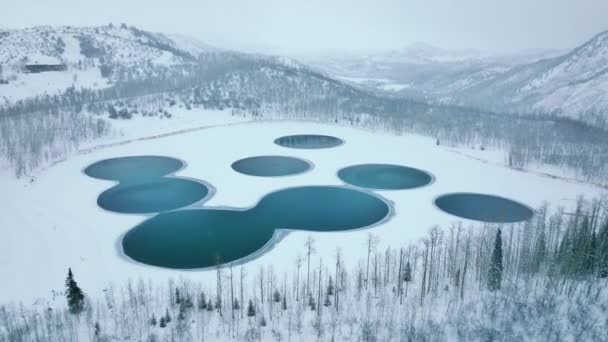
304;32;608;127
0;24;214;105
462;30;608;126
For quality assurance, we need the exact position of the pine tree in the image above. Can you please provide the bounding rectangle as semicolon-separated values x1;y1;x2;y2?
150;314;157;326
327;276;334;296
184;295;194;310
247;300;256;317
273;289;281;303
94;322;100;336
308;295;316;311
488;228;503;291
175;288;181;306
323;293;331;307
159;317;166;328
281;295;287;311
599;219;608;278
65;268;85;314
198;292;207;310
206;299;214;312
233;298;240;310
164;308;172;323
178;304;186;321
403;261;412;282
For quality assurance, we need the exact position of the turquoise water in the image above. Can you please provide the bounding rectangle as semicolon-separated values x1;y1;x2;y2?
84;156;183;181
435;193;534;223
98;178;209;214
231;156;312;177
274;135;343;149
122;186;390;269
338;164;433;190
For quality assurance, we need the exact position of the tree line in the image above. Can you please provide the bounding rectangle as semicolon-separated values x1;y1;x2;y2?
1;196;607;341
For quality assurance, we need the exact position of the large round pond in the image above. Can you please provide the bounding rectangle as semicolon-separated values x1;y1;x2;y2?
435;193;534;223
122;186;390;269
98;178;209;214
231;156;312;177
274;134;343;149
84;156;183;181
338;164;433;190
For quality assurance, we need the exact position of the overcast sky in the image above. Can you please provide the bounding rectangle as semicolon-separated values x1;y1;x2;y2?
2;0;607;54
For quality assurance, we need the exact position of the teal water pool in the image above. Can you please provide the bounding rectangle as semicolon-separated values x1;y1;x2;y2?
435;193;534;223
122;186;390;269
231;156;312;177
338;164;433;190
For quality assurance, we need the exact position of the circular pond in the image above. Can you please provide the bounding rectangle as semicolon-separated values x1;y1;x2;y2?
434;193;534;223
98;178;209;214
122;186;390;269
274;134;343;149
84;156;183;181
338;164;433;190
231;156;312;177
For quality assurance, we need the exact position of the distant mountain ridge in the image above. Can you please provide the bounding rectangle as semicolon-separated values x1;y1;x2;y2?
303;31;608;127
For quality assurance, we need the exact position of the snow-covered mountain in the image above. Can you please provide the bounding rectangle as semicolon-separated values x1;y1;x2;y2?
0;24;215;105
452;30;608;126
304;33;608;127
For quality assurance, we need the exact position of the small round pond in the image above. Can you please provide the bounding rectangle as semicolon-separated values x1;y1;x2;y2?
274;134;343;149
338;164;433;190
98;178;209;214
122;186;390;269
231;156;312;177
84;156;183;181
435;193;534;223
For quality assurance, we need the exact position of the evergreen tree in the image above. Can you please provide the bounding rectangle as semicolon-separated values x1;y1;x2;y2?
308;295;316;311
281;295;287;311
215;296;222;311
159;317;166;328
183;295;194;310
260;316;267;327
233;298;240;310
175;288;181;306
65;268;85;314
488;228;504;291
164;308;172;323
273;289;281;303
94;322;100;337
403;261;412;282
198;292;207;310
327;276;335;296
247;300;256;317
323;293;331;307
206;299;214;312
150;314;157;326
599;219;608;278
178;304;186;321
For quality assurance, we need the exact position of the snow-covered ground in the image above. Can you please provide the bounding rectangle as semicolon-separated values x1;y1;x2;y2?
0;67;108;104
0;113;604;305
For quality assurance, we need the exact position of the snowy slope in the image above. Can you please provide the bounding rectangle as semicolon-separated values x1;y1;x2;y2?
304;32;608;126
0;25;214;105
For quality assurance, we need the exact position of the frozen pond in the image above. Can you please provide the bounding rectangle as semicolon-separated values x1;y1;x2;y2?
97;178;209;214
435;193;534;223
122;186;390;269
231;156;312;177
338;164;433;190
274;134;343;149
84;156;183;181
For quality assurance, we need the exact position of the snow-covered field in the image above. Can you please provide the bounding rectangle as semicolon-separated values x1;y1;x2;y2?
0;113;604;305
